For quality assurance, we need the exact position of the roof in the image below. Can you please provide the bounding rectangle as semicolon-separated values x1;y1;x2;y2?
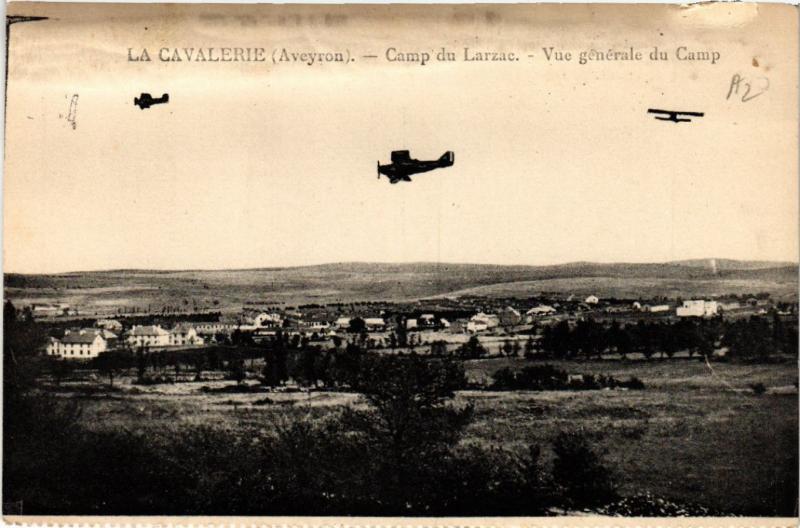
59;329;105;345
527;305;556;314
130;325;169;336
364;317;386;325
171;324;196;334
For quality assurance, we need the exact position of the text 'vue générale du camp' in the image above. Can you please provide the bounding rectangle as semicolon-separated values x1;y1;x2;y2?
127;46;722;66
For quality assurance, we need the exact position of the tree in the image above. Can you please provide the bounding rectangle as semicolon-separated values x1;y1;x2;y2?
193;352;207;381
552;430;617;509
348;317;366;334
459;335;486;359
263;333;289;387
47;358;76;386
292;346;319;387
344;354;472;509
229;358;246;384
524;336;536;359
93;351;133;388
430;340;448;356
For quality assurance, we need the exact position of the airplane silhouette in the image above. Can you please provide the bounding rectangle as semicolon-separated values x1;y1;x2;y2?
377;150;454;184
647;108;704;123
134;93;169;110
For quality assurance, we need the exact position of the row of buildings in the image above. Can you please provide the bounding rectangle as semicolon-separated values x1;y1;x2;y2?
46;324;205;359
44;297;736;359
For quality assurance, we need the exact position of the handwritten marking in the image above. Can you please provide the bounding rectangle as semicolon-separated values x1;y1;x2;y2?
67;94;78;130
726;73;769;103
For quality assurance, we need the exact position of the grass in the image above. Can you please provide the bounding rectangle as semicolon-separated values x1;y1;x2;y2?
45;358;797;516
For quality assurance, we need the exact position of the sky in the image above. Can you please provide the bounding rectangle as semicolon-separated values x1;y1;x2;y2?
4;3;798;273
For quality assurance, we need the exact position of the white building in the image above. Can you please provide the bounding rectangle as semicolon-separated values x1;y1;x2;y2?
127;325;171;347
419;314;437;326
584;295;600;305
644;304;670;313
240;312;284;331
676;300;719;318
527;305;556;317
193;322;239;336
466;312;499;333
364;317;387;331
466;320;488;333
169;324;204;346
33;303;69;317
335;317;351;329
470;312;500;328
96;319;123;332
47;329;108;359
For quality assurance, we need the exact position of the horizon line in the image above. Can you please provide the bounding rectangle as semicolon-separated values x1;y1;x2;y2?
4;257;799;276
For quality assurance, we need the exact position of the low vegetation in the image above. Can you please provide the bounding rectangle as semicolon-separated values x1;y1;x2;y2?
3;301;798;516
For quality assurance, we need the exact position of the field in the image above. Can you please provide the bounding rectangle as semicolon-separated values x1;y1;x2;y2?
53;357;798;516
6;260;798;315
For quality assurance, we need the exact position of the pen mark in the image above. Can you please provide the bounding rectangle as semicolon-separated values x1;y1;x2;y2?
134;93;169;110
5;16;49;125
726;74;769;103
647;108;704;123
67;94;78;129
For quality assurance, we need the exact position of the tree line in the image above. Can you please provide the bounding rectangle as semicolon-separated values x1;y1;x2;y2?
537;316;797;361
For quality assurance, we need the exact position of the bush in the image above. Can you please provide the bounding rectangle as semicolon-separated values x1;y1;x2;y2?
491;366;644;391
750;382;767;395
619;376;646;390
552;430;617;509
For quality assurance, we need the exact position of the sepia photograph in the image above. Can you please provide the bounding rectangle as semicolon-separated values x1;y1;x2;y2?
2;2;798;522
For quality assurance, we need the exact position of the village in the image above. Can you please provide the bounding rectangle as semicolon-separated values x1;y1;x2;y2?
37;292;790;360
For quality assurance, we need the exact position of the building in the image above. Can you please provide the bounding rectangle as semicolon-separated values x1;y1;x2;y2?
96;319;123;332
466;320;488;333
47;329;108;359
169;324;204;346
193;322;239;336
584;295;600;305
498;307;522;326
676;300;719;318
470;312;500;329
526;305;556;317
644;304;670;313
448;319;469;333
240;312;284;331
299;313;332;333
32;303;69;317
127;325;171;347
335;317;351;329
364;317;387;331
719;301;741;311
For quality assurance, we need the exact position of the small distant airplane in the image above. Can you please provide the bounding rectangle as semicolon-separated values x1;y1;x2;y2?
377;150;454;184
134;93;169;110
647;108;704;123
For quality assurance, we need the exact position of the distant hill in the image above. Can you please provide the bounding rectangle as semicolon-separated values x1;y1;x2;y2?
5;260;798;313
667;258;796;271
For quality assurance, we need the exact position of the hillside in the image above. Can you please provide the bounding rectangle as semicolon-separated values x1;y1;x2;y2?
4;260;798;313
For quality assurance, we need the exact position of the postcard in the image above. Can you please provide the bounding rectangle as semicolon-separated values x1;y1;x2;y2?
3;2;798;526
